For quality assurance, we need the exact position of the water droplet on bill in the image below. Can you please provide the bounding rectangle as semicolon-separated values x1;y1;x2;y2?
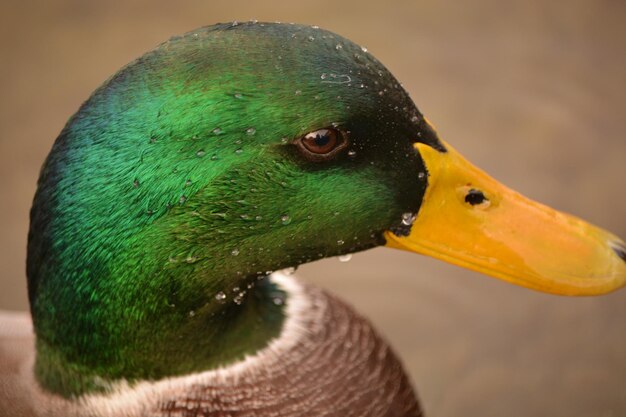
401;212;416;226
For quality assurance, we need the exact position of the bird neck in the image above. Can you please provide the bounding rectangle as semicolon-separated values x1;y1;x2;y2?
32;232;290;398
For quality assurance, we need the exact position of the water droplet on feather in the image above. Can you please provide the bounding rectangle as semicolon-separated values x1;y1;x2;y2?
338;254;352;262
233;291;246;305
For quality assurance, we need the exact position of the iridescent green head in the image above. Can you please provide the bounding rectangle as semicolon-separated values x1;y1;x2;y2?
27;22;440;396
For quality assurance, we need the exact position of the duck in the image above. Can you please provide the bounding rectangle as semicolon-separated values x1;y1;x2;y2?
1;21;625;417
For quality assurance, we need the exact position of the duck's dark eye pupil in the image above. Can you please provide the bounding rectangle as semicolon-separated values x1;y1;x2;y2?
465;189;488;206
299;128;342;156
315;134;330;147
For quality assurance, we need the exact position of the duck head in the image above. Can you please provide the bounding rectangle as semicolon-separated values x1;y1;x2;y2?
27;22;626;396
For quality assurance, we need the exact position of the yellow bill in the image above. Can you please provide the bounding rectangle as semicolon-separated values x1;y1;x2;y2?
385;139;626;296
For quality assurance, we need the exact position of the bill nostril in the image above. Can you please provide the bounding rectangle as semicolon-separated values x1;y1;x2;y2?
465;189;488;206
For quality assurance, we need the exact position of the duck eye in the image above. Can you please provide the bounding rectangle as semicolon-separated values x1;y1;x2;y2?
297;128;347;160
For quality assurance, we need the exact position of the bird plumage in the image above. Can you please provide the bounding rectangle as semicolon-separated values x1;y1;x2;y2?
1;274;422;416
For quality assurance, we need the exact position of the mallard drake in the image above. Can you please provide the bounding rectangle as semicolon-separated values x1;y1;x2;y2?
1;22;624;417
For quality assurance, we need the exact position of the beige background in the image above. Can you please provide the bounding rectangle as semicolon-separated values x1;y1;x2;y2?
1;1;625;416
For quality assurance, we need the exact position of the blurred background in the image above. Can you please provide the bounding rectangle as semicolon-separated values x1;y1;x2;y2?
0;1;625;416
